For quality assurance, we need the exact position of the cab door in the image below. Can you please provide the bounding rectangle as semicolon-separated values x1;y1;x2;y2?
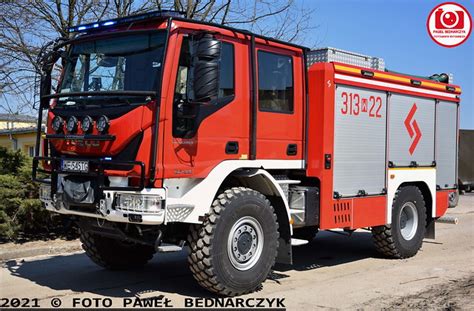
255;45;304;160
161;32;250;179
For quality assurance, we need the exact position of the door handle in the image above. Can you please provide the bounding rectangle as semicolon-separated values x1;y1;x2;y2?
287;144;297;156
226;141;239;154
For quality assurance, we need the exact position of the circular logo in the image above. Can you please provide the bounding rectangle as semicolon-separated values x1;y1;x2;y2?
50;298;62;308
427;2;472;47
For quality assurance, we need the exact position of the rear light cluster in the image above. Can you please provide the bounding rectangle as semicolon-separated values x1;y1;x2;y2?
51;115;110;134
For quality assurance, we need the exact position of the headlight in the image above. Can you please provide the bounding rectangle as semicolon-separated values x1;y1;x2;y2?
51;116;64;132
66;116;78;133
39;184;51;201
96;115;110;133
116;194;163;213
81;115;93;133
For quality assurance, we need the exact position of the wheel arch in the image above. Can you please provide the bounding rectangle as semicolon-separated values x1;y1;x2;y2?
398;181;433;221
224;169;293;265
386;168;436;223
164;160;302;226
226;169;292;229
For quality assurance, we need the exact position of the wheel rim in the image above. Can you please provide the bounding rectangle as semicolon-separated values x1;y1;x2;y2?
227;216;264;271
399;202;418;240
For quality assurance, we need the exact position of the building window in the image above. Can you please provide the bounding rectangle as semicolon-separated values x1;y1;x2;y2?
257;50;294;113
28;146;34;157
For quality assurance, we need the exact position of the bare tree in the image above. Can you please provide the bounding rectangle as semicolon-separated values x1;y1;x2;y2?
149;0;314;42
0;0;113;114
0;0;315;114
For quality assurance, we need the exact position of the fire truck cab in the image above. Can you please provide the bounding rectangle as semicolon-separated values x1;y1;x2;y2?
34;11;460;296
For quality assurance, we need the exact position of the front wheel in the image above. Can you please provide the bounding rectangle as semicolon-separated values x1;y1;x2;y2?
80;231;155;270
187;187;279;296
372;186;426;258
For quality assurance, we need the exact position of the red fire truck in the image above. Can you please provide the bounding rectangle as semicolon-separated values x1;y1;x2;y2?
34;11;460;296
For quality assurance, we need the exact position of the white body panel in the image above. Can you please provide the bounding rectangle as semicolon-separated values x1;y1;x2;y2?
41;188;167;225
386;168;436;223
165;159;304;225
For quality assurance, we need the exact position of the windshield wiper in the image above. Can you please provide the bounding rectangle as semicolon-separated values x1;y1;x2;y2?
43;90;157;100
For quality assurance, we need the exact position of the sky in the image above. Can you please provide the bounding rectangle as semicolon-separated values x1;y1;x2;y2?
3;0;472;128
303;0;474;129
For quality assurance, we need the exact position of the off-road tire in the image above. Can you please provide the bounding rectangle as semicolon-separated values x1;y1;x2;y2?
187;187;279;296
372;186;426;259
80;231;155;270
448;190;459;208
293;226;319;242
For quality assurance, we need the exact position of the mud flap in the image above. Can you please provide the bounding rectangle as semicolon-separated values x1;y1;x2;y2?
425;219;435;239
275;236;292;265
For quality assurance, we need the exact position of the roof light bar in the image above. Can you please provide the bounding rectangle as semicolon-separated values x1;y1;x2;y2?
68;10;184;33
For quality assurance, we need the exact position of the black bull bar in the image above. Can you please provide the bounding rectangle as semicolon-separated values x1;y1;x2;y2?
32;156;146;192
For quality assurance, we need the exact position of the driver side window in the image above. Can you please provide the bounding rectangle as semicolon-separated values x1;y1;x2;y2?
172;36;193;138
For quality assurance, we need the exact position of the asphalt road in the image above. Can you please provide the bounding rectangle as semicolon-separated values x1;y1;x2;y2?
1;194;473;310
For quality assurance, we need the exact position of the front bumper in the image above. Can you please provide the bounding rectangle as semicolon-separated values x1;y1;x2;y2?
40;186;166;225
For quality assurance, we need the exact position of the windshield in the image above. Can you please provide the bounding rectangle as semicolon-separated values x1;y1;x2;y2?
58;31;166;104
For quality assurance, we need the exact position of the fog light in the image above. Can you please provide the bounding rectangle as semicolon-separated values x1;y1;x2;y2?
81;115;93;133
66;116;78;133
96;115;110;133
51;116;64;133
116;193;162;213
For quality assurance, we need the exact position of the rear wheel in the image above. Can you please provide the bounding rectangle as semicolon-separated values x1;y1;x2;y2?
187;187;279;296
448;190;459;208
372;186;426;258
80;231;155;270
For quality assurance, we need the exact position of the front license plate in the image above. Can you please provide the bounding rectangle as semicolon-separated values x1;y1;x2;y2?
61;160;89;173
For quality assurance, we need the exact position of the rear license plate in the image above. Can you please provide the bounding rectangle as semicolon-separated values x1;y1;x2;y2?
61;160;89;173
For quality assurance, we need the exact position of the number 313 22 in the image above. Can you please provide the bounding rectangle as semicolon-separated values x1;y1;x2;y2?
341;92;383;118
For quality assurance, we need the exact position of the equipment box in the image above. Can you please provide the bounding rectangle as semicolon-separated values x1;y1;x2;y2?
307;47;385;70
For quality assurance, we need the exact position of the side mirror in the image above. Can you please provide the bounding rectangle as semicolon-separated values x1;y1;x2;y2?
192;33;221;102
38;49;63;109
39;73;52;109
